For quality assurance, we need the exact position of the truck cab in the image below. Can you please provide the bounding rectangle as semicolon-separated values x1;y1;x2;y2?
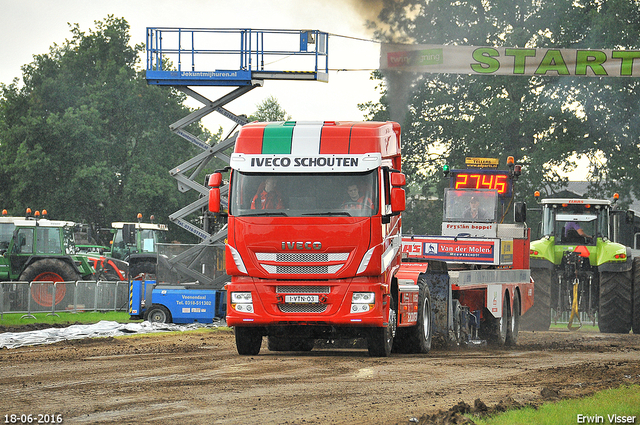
209;121;407;356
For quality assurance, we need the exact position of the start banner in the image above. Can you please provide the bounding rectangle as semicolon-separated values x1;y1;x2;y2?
380;43;640;77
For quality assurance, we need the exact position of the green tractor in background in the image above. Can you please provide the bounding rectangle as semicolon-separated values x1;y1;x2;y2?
524;194;637;333
110;214;168;279
0;209;127;310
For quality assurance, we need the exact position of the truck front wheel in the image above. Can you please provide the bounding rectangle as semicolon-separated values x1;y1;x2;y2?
599;270;632;333
235;327;262;355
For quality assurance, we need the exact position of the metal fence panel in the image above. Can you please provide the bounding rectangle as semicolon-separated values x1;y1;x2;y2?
1;280;129;317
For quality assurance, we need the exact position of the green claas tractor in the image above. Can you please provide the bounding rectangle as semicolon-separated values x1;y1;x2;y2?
0;211;127;310
524;195;635;333
109;215;168;278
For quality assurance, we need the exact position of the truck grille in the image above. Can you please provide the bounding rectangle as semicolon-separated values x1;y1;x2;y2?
256;252;349;275
276;286;331;294
278;304;328;313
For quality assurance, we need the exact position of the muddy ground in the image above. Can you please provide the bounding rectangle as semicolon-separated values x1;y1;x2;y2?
0;327;639;425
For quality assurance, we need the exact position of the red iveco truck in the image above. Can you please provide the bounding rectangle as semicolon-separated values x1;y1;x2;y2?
208;121;533;356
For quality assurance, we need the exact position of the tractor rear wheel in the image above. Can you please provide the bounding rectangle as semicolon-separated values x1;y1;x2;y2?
20;259;79;308
633;258;640;334
599;269;632;333
130;261;156;280
521;267;552;331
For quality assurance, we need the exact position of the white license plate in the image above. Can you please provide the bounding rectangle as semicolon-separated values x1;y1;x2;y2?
285;295;319;304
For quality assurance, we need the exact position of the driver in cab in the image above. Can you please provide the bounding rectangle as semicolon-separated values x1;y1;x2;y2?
342;184;373;210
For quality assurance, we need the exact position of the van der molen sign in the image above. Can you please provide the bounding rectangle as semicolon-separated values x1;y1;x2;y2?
380;44;640;77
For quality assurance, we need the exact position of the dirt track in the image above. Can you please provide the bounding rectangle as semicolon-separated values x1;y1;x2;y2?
1;328;639;425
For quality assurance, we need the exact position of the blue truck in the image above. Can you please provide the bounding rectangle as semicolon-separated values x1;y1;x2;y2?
129;279;226;324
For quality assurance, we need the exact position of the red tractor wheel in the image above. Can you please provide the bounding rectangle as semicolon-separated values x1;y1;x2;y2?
20;259;79;308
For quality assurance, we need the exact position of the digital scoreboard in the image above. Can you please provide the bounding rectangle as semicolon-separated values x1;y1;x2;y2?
449;170;513;198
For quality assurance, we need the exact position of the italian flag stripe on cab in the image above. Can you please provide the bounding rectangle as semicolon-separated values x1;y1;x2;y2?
262;122;294;154
261;122;325;154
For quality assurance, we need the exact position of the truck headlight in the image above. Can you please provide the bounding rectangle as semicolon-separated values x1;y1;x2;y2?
231;292;254;313
351;292;375;313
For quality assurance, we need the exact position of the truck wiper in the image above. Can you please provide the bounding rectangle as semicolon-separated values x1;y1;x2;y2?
242;211;288;217
302;212;352;216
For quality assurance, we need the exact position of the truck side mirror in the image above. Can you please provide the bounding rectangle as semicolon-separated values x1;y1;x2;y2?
208;172;223;214
123;224;136;246
208;172;222;188
626;210;635;224
390;172;406;187
514;202;527;223
390;187;406;214
209;188;221;213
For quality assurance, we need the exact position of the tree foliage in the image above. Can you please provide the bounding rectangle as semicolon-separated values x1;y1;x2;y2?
362;0;640;232
248;95;292;122
0;16;211;241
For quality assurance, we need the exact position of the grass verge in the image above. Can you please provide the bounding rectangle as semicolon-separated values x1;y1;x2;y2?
0;311;139;328
470;385;640;425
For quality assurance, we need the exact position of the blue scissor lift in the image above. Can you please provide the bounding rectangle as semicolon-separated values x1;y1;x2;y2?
145;28;329;288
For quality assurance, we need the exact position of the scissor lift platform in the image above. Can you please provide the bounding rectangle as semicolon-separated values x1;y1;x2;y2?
146;28;329;86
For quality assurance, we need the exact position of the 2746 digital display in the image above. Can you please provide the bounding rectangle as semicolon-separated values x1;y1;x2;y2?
451;172;512;196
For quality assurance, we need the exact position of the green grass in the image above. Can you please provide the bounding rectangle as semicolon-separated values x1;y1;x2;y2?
470;385;640;425
0;311;140;327
549;323;600;332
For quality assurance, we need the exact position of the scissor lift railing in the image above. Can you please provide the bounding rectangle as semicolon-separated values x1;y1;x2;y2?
146;28;329;85
145;28;329;288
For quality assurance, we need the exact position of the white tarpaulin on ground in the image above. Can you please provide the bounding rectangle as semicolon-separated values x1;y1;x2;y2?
380;43;640;77
0;320;224;349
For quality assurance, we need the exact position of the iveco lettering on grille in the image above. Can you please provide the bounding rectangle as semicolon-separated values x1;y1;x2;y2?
281;241;322;250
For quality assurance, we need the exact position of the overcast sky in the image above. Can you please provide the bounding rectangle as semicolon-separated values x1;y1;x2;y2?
0;0;382;133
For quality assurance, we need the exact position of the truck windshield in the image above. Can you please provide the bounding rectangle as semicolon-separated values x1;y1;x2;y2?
230;171;379;217
443;189;498;223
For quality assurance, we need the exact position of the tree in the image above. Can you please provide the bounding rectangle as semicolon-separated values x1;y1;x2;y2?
0;16;213;241
362;0;640;232
248;96;291;122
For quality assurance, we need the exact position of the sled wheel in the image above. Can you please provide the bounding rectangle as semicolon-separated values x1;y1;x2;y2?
367;294;397;357
506;290;521;346
145;305;171;323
